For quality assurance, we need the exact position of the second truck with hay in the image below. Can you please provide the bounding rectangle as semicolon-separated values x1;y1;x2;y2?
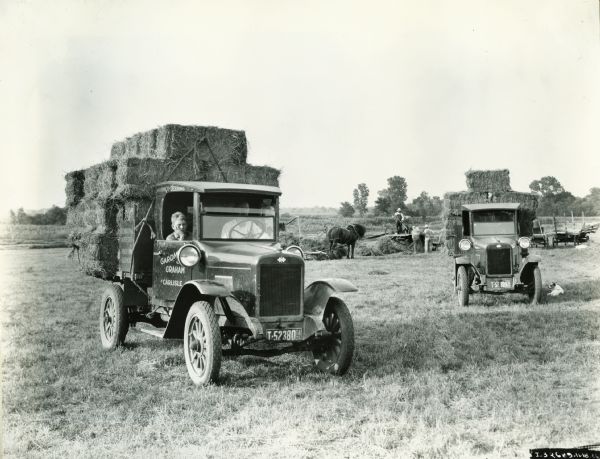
66;125;357;385
444;170;543;306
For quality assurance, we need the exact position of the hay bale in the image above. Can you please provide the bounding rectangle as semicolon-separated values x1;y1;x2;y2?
465;169;511;192
65;170;85;206
83;161;117;201
112;157;166;200
110;125;248;166
206;164;281;187
69;230;119;279
66;199;119;233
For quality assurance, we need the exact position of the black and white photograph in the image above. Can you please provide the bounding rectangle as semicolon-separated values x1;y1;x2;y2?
1;1;599;457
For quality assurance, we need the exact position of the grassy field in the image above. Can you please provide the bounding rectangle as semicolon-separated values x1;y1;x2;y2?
0;224;71;249
1;234;600;457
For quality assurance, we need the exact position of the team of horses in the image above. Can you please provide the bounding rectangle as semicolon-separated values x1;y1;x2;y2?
326;224;366;259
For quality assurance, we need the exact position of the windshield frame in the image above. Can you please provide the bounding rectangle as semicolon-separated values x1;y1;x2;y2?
199;192;278;241
470;209;517;236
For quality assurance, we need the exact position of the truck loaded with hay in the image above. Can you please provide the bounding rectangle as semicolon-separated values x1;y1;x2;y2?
65;125;357;385
443;169;543;306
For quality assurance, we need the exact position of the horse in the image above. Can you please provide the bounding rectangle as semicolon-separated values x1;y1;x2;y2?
326;224;366;259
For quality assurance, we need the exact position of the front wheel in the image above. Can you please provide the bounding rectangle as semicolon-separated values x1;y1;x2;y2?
99;284;128;350
183;301;222;385
528;266;542;305
312;299;354;375
456;265;470;307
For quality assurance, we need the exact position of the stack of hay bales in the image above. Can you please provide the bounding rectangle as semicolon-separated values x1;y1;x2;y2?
443;169;538;255
66;124;281;279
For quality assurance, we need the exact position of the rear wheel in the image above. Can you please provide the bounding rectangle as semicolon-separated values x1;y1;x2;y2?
528;266;542;305
183;301;222;385
99;285;128;350
313;299;354;375
456;265;469;307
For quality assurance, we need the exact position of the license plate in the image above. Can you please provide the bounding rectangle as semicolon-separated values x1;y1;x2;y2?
266;328;302;341
489;279;512;289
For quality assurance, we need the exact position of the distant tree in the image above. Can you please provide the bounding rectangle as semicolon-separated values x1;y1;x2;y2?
9;206;67;225
352;183;369;217
376;176;408;216
580;187;600;215
529;176;565;197
373;195;392;216
339;201;355;217
537;191;577;216
406;192;443;217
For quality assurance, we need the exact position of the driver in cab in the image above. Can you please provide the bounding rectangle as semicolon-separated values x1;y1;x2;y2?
166;212;190;241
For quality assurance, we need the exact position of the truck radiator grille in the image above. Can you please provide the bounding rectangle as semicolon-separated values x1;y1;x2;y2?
487;246;512;275
259;264;302;317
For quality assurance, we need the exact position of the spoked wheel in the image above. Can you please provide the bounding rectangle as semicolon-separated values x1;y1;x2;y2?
456;265;470;307
527;266;543;305
313;299;354;375
183;301;222;385
99;285;128;350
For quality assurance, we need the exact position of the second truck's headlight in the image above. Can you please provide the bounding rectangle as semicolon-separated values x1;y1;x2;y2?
458;239;472;251
518;237;531;249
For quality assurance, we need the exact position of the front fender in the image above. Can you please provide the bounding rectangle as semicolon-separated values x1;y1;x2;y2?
303;278;357;338
304;278;357;316
519;254;541;285
163;280;231;339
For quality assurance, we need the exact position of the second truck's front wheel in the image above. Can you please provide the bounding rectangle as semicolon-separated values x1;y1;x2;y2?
313;299;354;375
456;265;470;307
183;301;222;385
527;266;542;305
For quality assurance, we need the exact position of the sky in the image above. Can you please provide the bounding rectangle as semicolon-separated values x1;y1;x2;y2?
1;0;599;215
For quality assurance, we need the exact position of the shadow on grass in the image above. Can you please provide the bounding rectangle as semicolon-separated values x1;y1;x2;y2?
351;307;599;377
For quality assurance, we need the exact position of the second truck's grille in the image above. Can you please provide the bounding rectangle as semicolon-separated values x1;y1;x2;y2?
259;264;302;317
487;246;512;275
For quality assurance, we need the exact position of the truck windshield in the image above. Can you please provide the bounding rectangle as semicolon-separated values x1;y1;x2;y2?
472;210;516;236
200;194;276;240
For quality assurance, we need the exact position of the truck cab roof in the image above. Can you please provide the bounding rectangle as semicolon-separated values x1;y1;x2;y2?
156;181;282;196
462;203;521;211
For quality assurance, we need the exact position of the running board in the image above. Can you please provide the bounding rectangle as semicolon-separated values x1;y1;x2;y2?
135;323;166;338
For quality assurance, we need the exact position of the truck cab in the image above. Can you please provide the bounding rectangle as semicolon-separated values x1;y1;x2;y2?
101;181;357;385
453;202;543;306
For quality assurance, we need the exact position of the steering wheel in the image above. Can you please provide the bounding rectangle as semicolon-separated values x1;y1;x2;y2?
229;219;266;239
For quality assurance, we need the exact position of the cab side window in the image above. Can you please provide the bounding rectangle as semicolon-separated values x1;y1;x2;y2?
161;192;194;240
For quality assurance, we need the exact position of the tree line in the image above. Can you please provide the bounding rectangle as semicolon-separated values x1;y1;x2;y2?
9;206;67;225
339;175;600;218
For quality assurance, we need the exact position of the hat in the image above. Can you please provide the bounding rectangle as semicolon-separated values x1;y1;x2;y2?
396;208;402;212
425;224;429;228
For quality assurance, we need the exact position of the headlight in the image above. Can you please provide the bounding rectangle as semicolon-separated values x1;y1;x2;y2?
518;237;531;249
177;245;201;267
458;239;472;251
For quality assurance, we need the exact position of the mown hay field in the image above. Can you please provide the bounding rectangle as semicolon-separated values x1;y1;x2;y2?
1;234;600;457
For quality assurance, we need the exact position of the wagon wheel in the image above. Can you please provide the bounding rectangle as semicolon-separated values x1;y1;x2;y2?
313;299;354;375
99;284;128;350
229;220;265;239
456;265;470;307
527;266;542;305
183;301;222;385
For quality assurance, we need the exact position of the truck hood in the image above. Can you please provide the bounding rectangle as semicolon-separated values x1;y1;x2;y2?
197;240;287;266
471;235;517;249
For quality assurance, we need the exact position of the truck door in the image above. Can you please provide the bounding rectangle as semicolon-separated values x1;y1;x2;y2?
153;240;193;301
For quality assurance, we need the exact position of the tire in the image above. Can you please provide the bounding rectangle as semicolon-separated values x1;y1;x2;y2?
183;301;222;385
456;265;469;307
313;299;354;375
528;266;542;305
99;284;128;350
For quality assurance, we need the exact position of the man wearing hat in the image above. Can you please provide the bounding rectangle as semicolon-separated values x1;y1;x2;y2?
394;208;406;234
